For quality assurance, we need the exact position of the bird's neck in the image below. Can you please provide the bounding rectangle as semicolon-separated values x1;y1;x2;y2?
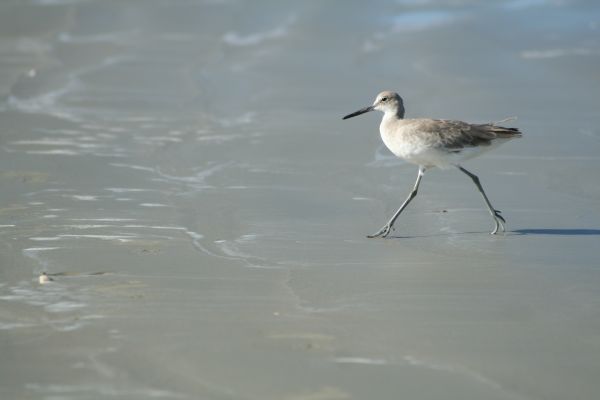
382;110;404;123
380;111;406;135
396;106;405;119
384;108;405;120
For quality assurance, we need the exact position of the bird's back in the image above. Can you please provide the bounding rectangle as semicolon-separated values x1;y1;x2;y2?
380;117;522;168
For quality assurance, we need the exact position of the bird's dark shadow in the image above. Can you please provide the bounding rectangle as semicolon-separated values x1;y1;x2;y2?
380;230;488;239
512;228;600;236
377;228;600;239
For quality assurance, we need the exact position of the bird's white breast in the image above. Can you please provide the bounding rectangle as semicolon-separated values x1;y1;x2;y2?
379;117;449;168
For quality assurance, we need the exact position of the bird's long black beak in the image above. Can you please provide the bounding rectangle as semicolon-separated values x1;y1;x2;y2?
342;105;374;120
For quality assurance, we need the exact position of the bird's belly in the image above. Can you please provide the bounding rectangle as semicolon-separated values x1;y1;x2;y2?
380;132;454;168
402;147;456;168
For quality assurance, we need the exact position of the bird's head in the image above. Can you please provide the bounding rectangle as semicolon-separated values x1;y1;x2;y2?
343;91;405;120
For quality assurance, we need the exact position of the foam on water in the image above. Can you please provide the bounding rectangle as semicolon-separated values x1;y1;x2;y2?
390;10;460;32
71;217;138;222
70;195;98;201
25;149;80;155
24;383;188;399
222;17;295;46
104;188;155;193
30;234;137;243
0;281;91;331
110;163;156;172
334;357;388;365
520;47;598;59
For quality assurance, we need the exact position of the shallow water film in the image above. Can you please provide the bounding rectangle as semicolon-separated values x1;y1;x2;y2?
1;1;600;399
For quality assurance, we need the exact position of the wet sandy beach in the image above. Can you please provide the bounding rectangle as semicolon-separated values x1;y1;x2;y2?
1;1;600;399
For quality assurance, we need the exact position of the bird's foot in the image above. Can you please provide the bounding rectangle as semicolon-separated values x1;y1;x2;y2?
494;209;506;223
490;209;506;235
367;224;393;238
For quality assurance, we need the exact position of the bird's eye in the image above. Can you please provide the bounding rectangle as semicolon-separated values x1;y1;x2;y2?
381;97;388;102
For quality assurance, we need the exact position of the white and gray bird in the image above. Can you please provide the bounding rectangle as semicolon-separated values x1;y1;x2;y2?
343;91;522;238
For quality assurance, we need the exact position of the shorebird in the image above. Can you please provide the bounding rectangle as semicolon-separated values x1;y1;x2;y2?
38;272;53;284
343;91;522;238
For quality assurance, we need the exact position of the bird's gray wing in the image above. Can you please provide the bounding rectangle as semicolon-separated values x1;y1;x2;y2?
420;119;521;150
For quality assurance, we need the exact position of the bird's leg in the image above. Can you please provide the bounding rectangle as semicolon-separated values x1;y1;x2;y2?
458;166;506;234
368;166;426;238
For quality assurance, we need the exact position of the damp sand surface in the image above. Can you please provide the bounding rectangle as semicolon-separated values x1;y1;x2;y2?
1;1;600;399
